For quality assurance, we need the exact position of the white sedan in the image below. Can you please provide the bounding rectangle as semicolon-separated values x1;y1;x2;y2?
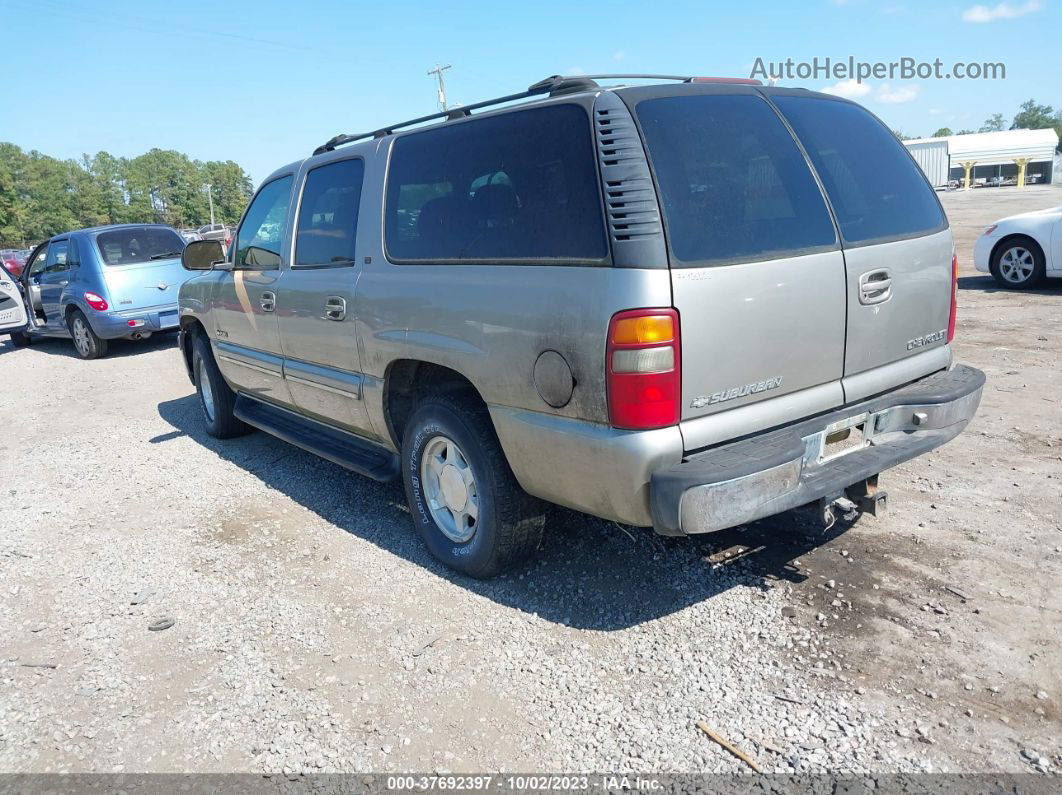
974;205;1062;289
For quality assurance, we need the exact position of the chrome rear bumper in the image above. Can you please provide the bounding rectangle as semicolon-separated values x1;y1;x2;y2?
650;364;985;536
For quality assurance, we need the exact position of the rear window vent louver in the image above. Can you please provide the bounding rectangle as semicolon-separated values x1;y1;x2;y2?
592;96;665;261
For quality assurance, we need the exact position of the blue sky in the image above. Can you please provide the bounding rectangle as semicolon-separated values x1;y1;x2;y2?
2;0;1058;184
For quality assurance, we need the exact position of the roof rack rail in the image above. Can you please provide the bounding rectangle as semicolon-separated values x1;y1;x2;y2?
311;73;761;155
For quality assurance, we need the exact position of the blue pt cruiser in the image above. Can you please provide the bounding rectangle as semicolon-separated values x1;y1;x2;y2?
8;224;193;359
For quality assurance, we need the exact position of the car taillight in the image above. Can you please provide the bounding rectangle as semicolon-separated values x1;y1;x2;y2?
606;308;680;430
947;254;958;343
84;291;108;311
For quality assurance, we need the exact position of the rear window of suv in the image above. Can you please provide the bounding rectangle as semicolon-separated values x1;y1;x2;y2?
384;103;608;263
635;94;838;266
773;96;947;245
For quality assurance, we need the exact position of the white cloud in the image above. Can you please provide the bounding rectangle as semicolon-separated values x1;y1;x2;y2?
962;0;1041;22
821;79;872;98
876;82;920;103
612;50;627;62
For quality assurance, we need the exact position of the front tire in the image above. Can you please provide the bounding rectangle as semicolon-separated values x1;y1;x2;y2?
191;334;251;439
990;236;1046;289
9;330;31;348
68;310;108;359
401;393;545;578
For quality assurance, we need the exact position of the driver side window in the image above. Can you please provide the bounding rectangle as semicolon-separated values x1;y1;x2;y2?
26;244;49;277
44;241;69;274
235;176;293;269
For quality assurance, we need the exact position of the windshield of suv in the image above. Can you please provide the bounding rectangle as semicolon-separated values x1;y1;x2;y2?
95;227;185;266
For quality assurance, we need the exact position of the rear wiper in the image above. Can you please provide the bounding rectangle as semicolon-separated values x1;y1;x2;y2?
149;251;183;260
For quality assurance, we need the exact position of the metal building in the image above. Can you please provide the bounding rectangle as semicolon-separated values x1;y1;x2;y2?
905;139;949;187
904;128;1059;188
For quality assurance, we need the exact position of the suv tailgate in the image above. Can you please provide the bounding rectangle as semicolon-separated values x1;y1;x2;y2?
630;89;848;435
772;94;953;402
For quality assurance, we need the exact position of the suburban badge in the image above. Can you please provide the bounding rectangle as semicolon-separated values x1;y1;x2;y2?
691;376;783;408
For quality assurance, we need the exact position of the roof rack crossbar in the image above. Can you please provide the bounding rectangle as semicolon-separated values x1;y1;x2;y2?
312;80;569;155
311;73;760;155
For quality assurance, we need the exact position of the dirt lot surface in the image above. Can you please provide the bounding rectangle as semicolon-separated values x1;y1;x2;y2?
1;185;1060;777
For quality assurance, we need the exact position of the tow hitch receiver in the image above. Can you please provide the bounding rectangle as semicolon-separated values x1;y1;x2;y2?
814;476;888;528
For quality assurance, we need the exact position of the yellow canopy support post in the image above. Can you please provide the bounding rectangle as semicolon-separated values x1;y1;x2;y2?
959;161;977;191
1014;157;1030;188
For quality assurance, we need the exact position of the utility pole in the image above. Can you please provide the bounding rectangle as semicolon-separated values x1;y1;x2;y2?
427;63;452;111
204;183;215;226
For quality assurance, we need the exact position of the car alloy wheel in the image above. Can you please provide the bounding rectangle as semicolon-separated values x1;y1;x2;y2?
196;355;216;423
998;245;1036;285
420;434;479;543
72;316;92;356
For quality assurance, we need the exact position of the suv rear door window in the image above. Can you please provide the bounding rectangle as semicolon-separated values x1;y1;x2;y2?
635;94;837;266
295;158;364;267
772;96;947;245
385;103;607;263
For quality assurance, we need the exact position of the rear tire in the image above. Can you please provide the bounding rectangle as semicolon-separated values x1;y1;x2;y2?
191;334;251;439
401;393;545;578
990;236;1046;289
68;310;108;359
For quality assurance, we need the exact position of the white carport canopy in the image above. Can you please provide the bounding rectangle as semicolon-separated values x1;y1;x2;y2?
905;128;1059;167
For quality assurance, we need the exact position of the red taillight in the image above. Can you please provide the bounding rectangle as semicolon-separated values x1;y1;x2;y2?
606;308;680;430
84;291;108;311
947;254;958;343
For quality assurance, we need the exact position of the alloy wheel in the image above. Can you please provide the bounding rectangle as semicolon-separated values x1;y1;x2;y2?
420;435;479;543
72;317;92;356
196;357;216;422
999;246;1035;284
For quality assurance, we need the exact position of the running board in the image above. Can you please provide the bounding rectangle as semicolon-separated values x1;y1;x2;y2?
234;394;399;481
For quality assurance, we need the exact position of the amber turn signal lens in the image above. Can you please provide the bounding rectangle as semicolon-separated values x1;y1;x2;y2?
611;314;674;345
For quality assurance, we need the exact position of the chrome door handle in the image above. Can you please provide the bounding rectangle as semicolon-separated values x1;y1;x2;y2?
858;269;893;305
323;296;346;321
260;291;276;312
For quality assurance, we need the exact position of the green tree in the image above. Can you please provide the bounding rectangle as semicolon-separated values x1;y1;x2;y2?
955;129;976;135
201;160;254;225
1011;99;1055;130
931;127;953;138
84;152;130;225
1011;100;1062;152
0;142;255;246
892;129;913;141
980;113;1005;132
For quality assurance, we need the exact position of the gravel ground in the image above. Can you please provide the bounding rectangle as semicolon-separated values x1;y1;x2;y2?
0;185;1060;777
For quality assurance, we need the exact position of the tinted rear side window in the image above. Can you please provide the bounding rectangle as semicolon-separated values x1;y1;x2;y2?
635;94;837;266
385;103;607;263
295;158;364;267
773;96;947;245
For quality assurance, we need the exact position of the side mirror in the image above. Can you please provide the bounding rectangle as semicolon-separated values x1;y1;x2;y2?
182;239;225;271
